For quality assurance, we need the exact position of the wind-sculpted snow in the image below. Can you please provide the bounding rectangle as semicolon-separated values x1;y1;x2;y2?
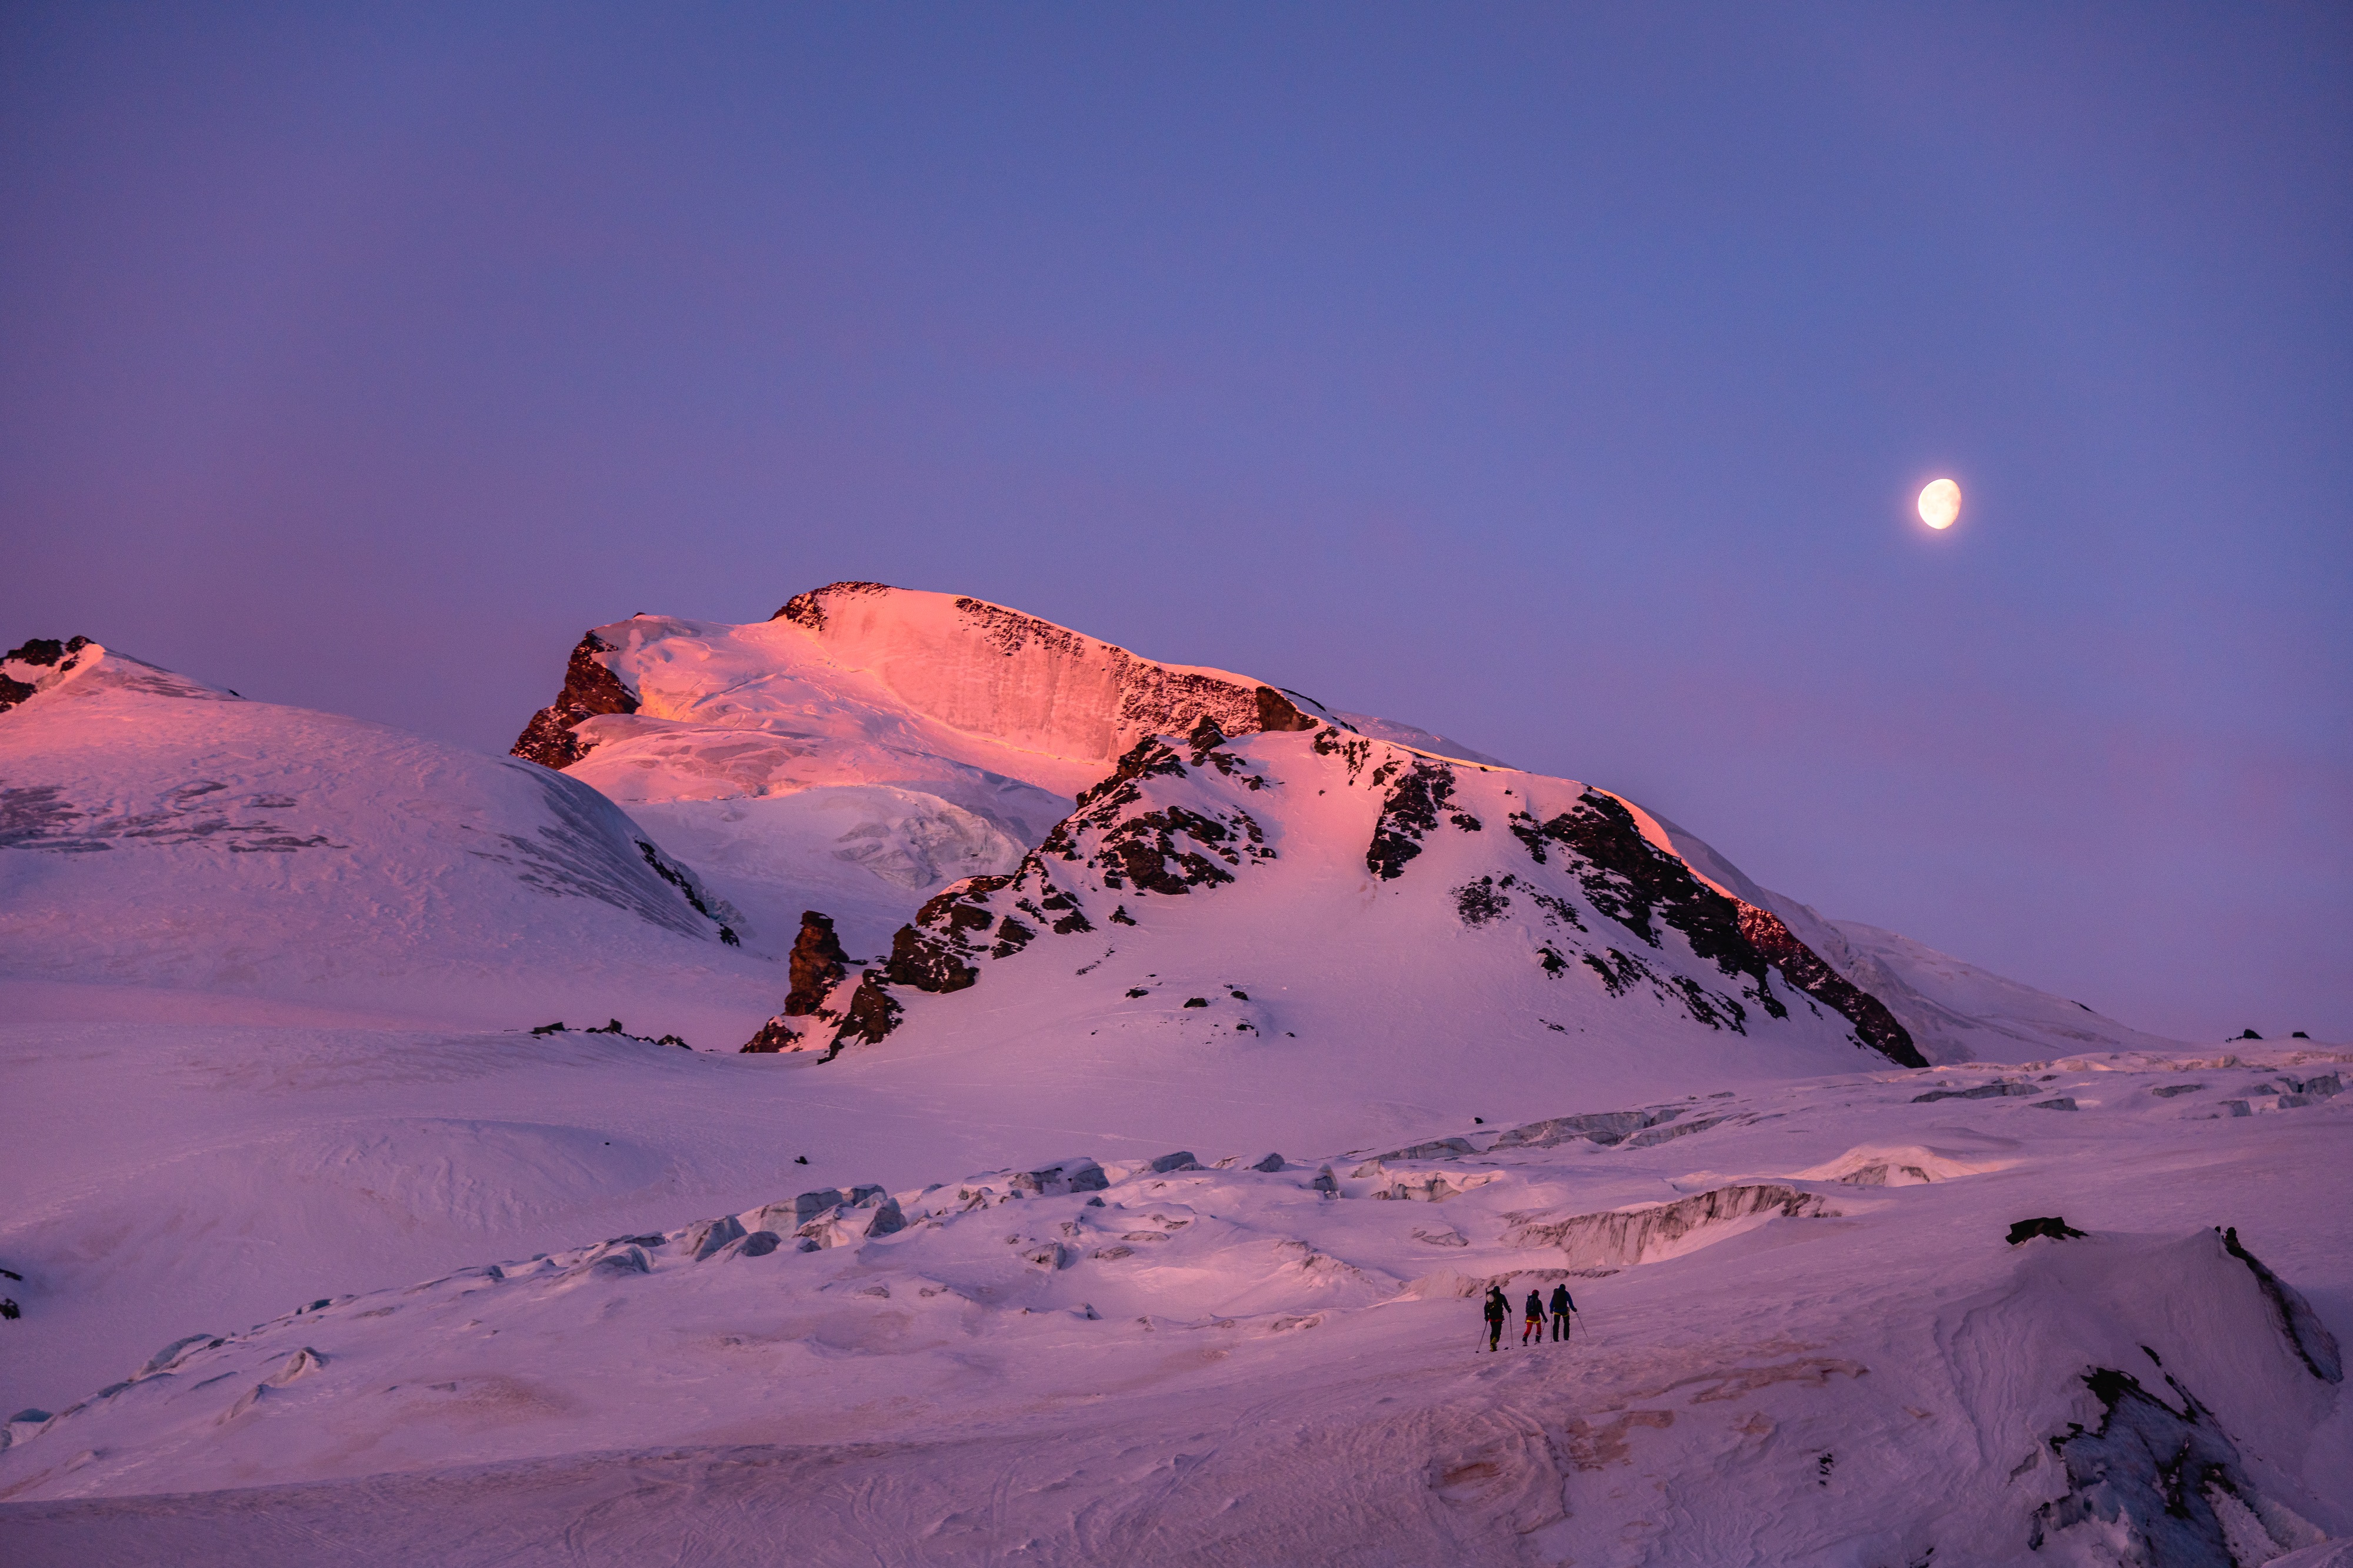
4;1046;2347;1566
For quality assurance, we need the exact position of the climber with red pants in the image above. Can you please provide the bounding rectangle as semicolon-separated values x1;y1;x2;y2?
1521;1287;1545;1345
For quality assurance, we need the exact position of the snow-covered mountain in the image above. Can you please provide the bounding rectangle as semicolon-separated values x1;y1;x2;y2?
505;583;1355;962
4;612;2345;1568
0;637;774;1040
509;584;2171;1069
803;715;1927;1093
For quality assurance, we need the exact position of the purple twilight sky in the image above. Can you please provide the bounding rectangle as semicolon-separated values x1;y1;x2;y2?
4;4;2348;1042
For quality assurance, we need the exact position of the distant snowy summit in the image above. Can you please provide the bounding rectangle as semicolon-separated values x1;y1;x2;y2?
0;603;2178;1077
0;634;773;1036
505;586;2175;1075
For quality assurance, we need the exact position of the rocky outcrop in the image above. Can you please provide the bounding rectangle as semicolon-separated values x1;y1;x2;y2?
741;913;858;1053
1;636;93;713
738;1017;802;1055
1507;790;1923;1067
772;581;895;629
785;912;849;1015
1735;903;1922;1067
1366;758;1477;880
510;632;640;769
822;975;904;1058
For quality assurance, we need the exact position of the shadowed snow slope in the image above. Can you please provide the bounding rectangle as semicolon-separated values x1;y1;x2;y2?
0;640;774;1037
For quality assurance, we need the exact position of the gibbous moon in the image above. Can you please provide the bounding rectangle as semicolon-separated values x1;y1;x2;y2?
1918;478;1962;531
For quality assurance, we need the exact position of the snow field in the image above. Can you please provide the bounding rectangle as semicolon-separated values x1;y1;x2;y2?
3;1039;2345;1565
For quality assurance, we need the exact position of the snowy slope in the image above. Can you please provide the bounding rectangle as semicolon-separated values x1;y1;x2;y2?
506;585;1351;958
509;586;2179;1060
4;1035;2345;1566
0;638;775;1039
769;716;1927;1081
1650;810;2180;1064
2;622;2337;1565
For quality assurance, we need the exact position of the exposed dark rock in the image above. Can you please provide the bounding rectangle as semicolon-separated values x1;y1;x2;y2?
1182;997;1208;1008
511;632;641;768
1255;686;1316;731
1149;1151;1201;1173
2031;1097;2079;1111
738;1017;803;1054
2150;1083;2205;1098
1366;760;1462;879
1734;904;1920;1065
2238;1029;2263;1040
2219;1226;2342;1382
771;581;894;629
2006;1216;2086;1245
633;840;736;943
991;916;1035;958
1251;1153;1285;1172
784;912;848;1015
1452;877;1511;928
886;924;979;994
6;638;72;666
821;975;903;1059
739;1232;782;1257
2;636;92;705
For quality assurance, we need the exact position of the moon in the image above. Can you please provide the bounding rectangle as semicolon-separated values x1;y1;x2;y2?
1918;478;1961;531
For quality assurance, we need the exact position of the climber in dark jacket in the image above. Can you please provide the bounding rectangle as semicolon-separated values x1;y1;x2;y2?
1482;1285;1507;1351
1549;1282;1575;1340
1521;1289;1545;1345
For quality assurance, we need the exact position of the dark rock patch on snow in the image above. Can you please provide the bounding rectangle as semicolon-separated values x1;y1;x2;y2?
2006;1216;2087;1245
511;632;640;769
785;912;849;1015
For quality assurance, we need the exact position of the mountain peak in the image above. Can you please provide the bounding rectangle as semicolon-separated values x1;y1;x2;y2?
1;637;241;713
